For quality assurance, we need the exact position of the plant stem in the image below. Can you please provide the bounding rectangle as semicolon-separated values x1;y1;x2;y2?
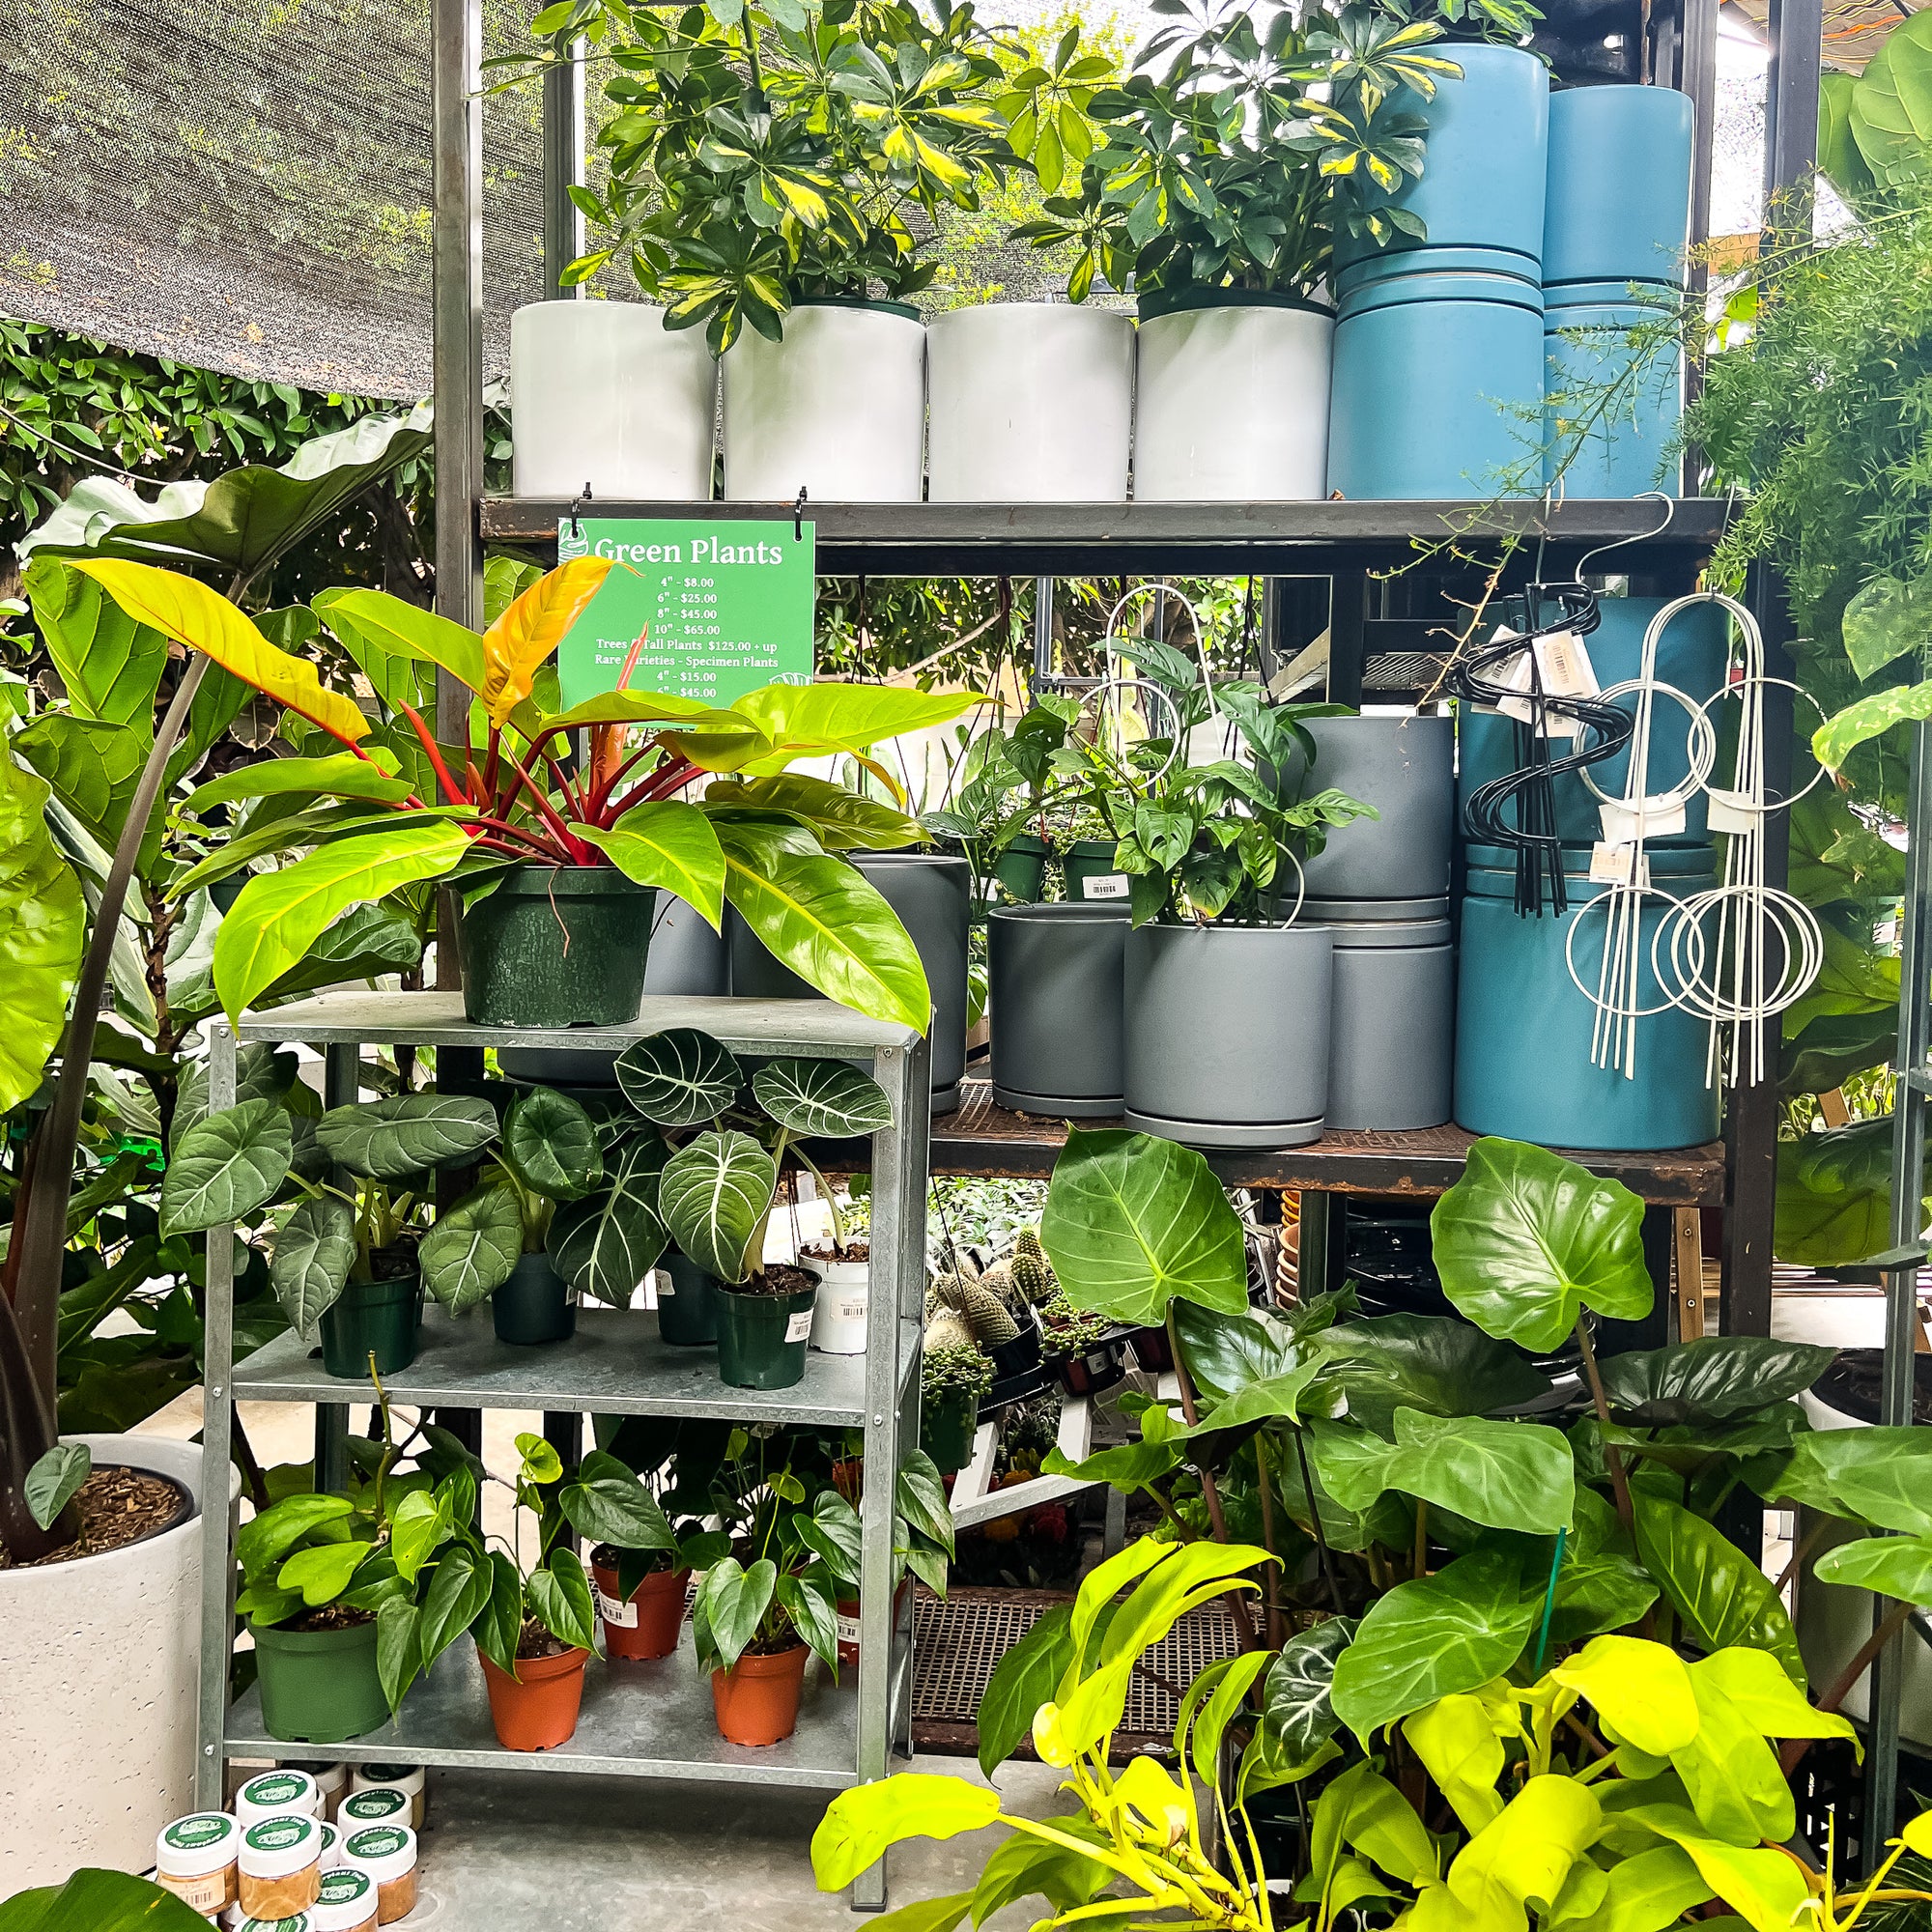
1292;1425;1344;1617
1574;1316;1635;1532
1166;1308;1258;1648
1252;1432;1285;1651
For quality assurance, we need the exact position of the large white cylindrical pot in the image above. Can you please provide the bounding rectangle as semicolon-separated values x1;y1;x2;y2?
722;298;926;502
927;303;1134;501
1133;292;1334;501
510;299;718;498
0;1433;233;1888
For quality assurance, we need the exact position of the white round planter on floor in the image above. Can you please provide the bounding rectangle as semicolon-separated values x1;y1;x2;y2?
0;1432;236;1889
510;299;718;498
1133;291;1334;501
802;1253;869;1355
722;299;925;502
926;302;1135;501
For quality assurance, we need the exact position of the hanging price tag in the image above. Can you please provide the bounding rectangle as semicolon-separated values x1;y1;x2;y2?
1588;842;1651;887
1705;789;1763;835
1599;798;1688;844
1488;629;1601;734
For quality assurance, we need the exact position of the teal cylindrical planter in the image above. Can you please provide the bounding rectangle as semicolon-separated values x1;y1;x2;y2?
1545;295;1682;497
1458;596;1727;845
1335;44;1549;286
1328;271;1545;499
1543;83;1693;293
1453;841;1720;1151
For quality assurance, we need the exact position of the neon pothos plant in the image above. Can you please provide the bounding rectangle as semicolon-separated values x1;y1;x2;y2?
811;1538;1285;1930
65;555;980;1032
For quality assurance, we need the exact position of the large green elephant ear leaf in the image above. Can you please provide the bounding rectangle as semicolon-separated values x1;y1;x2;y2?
1041;1127;1248;1327
659;1129;778;1283
715;820;932;1035
159;1098;295;1235
22;557;169;735
1430;1138;1652;1353
269;1192;358;1334
753;1058;894;1138
1633;1492;1806;1684
18;404;434;580
548;1139;669;1305
502;1086;605;1201
1773;1118;1904;1267
615;1029;743;1126
316;1093;499;1180
1597;1335;1835;1426
419;1183;525;1312
0;756;85;1114
1312;1312;1554;1433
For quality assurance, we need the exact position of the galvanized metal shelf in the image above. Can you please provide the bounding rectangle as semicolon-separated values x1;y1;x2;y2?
480;495;1731;576
229;1630;911;1792
196;990;933;1905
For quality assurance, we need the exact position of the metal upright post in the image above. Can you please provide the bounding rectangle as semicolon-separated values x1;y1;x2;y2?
1676;0;1719;488
1032;577;1055;694
314;1044;361;1495
1763;0;1823;242
193;1024;239;1811
542;34;585;300
1864;723;1932;1855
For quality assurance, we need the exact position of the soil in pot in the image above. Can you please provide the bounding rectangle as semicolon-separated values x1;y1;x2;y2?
252;1611;389;1744
715;1265;818;1391
711;1637;810;1747
458;867;658;1027
590;1548;690;1662
0;1464;191;1569
477;1622;592;1751
657;1250;724;1347
319;1265;421;1380
492;1251;576;1347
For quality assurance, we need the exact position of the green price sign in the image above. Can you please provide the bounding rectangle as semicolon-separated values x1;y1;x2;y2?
555;515;816;710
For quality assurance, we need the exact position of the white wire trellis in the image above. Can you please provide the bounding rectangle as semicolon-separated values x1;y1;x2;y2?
1562;592;1824;1090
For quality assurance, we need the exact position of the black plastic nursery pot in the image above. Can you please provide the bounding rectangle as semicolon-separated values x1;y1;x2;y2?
492;1252;577;1346
657;1250;724;1347
715;1275;818;1390
1128;1323;1176;1374
319;1275;421;1380
458;866;658;1027
923;1389;980;1476
252;1616;390;1744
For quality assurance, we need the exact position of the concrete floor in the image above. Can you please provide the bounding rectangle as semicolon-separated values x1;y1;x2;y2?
386;1755;1067;1931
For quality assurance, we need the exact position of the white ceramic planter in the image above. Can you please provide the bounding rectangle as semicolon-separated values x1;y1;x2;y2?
1133;293;1334;501
510;299;718;498
802;1253;869;1355
0;1433;236;1889
926;302;1135;501
722;299;925;502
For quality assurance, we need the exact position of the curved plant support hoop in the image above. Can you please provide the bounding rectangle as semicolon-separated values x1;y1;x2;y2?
1;652;212;1560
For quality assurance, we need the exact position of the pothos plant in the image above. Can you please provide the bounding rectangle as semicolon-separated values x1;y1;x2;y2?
67;554;980;1034
527;0;1018;350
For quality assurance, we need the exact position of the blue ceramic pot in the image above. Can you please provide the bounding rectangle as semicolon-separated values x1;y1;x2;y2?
1545;293;1683;497
1543;83;1693;293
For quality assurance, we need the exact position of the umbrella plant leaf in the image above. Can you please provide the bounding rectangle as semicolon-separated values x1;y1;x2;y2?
315;1093;499;1180
1330;1545;1541;1740
546;1138;668;1306
159;1098;294;1236
1042;1127;1248;1326
659;1129;777;1283
615;1028;743;1126
753;1057;895;1138
268;1191;357;1334
1431;1138;1652;1353
418;1182;524;1313
502;1085;604;1201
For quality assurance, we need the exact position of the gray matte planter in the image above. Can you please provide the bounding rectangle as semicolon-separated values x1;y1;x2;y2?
726;905;818;1000
988;902;1129;1118
1305;895;1454;1131
1123;922;1332;1149
849;851;971;1114
499;895;728;1086
1294;714;1455;902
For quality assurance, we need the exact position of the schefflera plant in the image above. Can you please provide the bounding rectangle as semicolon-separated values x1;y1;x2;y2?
550;1027;895;1297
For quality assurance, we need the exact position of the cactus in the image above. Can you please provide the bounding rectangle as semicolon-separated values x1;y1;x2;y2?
978;1262;1025;1315
1014;1226;1044;1264
932;1270;1020;1348
1010;1243;1055;1307
924;1308;976;1352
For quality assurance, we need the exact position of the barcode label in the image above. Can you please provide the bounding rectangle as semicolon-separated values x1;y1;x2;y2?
1083;874;1129;900
785;1310;813;1343
597;1589;639;1629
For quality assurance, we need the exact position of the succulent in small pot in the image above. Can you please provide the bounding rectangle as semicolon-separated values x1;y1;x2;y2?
922;1346;995;1477
1039;1293;1131;1399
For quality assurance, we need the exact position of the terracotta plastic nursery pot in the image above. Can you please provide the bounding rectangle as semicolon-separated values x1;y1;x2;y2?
593;1559;690;1662
835;1579;912;1668
458;867;658;1027
478;1644;592;1751
711;1642;810;1747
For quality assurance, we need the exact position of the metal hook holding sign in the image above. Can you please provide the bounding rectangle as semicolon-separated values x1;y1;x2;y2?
792;486;809;543
568;480;594;541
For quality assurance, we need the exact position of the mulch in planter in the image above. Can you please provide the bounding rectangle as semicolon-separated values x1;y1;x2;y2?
1;1465;191;1569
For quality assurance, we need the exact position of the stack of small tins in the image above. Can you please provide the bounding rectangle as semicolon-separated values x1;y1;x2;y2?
1541;84;1695;495
1325;45;1551;499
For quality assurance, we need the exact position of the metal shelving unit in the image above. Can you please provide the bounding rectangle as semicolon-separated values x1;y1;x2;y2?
194;990;931;1910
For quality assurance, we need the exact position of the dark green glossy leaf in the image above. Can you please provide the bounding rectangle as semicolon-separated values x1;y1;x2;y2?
1312;1409;1575;1536
694;1555;779;1673
659;1129;777;1283
1172;1299;1302;1403
0;1866;217;1930
1599;1335;1836;1426
1314;1313;1554;1432
24;1443;91;1530
1548;1484;1660;1644
978;1604;1074;1776
753;1058;894;1138
418;1183;524;1313
502;1085;604;1201
546;1137;668;1306
614;1028;743;1126
1634;1493;1805;1683
528;1548;599;1651
473;1549;524;1680
315;1093;498;1180
376;1596;422;1710
418;1544;494;1671
1262;1616;1356;1763
159;1098;293;1236
560;1450;676;1550
268;1192;356;1334
1761;1426;1932;1534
